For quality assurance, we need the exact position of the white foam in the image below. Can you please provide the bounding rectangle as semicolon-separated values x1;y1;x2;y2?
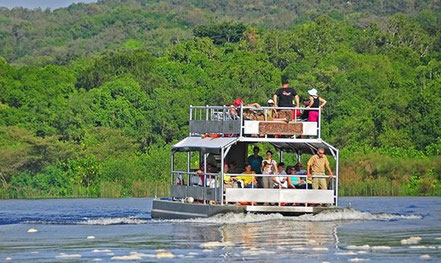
202;249;212;253
371;246;391;250
200;241;234;248
357;251;368;254
27;228;38;233
295;209;422;222
335;251;357;256
156;251;175;259
159;208;421;224
420;254;431;259
5;257;11;261
81;217;148;225
241;249;276;256
349;258;369;262
31;251;39;254
409;245;436;249
435;237;441;240
111;255;141;260
347;245;370;250
93;259;102;262
292;247;307;251
106;253;115;256
401;236;422;245
87;236;95;239
188;252;199;255
55;253;82;259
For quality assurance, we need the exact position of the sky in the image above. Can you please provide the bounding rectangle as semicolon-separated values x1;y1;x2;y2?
0;0;99;9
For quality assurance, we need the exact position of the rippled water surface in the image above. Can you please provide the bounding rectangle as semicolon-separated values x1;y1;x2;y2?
0;197;440;262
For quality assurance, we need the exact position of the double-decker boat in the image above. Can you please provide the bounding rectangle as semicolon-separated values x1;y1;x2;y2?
152;105;339;219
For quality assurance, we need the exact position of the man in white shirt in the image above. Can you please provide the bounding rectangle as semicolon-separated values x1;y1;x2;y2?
273;162;288;189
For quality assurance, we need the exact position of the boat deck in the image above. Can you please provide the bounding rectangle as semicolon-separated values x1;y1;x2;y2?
152;200;333;219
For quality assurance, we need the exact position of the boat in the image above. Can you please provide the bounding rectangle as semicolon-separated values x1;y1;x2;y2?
152;105;339;219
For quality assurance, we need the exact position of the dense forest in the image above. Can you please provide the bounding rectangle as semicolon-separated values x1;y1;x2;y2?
1;0;441;198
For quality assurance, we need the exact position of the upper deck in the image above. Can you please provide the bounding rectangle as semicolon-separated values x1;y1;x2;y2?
189;105;323;142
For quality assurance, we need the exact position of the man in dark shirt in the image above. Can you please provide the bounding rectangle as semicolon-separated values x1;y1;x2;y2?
247;146;263;187
273;78;300;108
273;77;300;122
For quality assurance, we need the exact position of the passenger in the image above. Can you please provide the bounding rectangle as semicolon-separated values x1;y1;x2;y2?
226;105;239;120
293;162;311;189
299;99;310;121
205;163;217;188
223;163;238;188
191;169;203;186
264;99;277;121
273;162;288;189
273;76;300;122
307;148;333;190
261;150;277;188
228;161;239;174
306;88;327;123
286;166;298;189
247;146;263;185
236;163;257;188
233;97;262;120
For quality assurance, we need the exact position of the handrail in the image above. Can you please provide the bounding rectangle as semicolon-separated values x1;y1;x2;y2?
189;105;322;138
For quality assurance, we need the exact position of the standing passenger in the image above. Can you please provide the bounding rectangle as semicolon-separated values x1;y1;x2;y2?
307;148;333;190
273;76;300;122
306;88;327;123
247;146;263;186
261;150;277;188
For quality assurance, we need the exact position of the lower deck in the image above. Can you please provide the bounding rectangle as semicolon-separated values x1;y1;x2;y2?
151;199;335;219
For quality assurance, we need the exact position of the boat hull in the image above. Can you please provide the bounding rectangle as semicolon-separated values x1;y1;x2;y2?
151;199;337;219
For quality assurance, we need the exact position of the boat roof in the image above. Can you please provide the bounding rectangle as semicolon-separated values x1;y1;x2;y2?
172;136;337;155
172;137;239;153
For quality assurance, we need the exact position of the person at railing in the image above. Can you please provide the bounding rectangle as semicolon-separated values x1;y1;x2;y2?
306;88;327;123
226;105;239;120
287;166;299;189
247;146;263;176
299;99;311;121
273;76;300;122
261;150;277;188
287;164;311;189
233;97;262;120
307;148;333;190
273;162;288;189
236;163;257;188
264;99;277;121
223;162;238;188
191;170;204;186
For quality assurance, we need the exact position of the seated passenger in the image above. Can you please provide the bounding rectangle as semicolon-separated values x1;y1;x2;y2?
223;163;238;188
287;166;301;189
226;105;239;120
233;97;262;120
236;163;257;188
191;170;203;186
264;99;277;121
273;162;288;189
293;163;313;189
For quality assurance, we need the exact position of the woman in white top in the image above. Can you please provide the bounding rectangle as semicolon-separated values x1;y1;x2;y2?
261;150;277;188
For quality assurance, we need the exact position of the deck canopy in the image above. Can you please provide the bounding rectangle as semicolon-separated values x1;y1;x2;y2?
172;137;238;153
270;139;337;156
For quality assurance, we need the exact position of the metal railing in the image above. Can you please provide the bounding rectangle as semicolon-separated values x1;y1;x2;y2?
171;170;336;205
189;105;322;138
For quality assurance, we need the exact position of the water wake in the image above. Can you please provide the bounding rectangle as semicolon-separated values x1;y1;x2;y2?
165;208;422;225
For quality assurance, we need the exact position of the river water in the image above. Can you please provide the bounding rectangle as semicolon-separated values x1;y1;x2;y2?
0;197;440;262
